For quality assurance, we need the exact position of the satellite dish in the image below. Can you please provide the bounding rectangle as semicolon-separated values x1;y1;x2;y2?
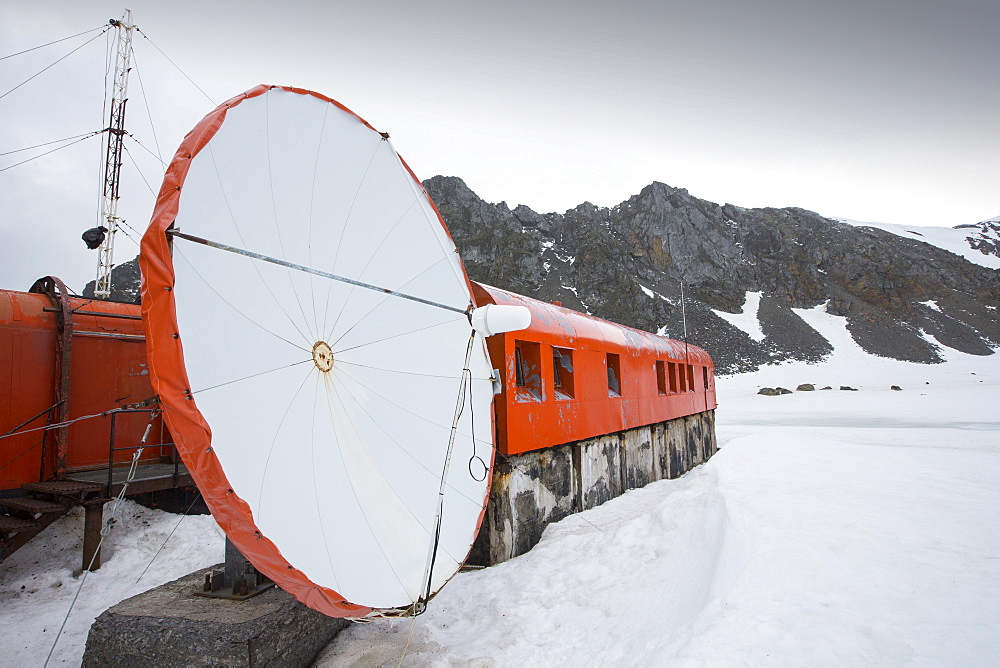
140;85;509;617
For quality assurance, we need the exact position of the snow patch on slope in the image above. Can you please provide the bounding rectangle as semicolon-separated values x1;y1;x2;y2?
637;282;673;304
790;300;865;360
835;218;1000;270
713;291;765;342
919;300;942;312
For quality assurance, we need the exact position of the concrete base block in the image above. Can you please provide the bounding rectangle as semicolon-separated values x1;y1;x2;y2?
84;566;348;667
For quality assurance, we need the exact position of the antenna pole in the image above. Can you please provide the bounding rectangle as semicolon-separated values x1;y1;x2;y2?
680;277;689;364
94;10;135;300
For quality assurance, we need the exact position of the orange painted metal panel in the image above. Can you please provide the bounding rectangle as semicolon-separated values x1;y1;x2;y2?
0;288;166;491
4;277;716;488
472;283;717;456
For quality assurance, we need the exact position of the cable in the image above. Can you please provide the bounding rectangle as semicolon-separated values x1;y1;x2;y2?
0;132;102;173
129;49;163;164
322;139;385;338
0;408;119;442
127;133;167;167
94;27;113;231
44;411;159;667
0;28;109;101
417;330;477;611
329;370;484;509
122;142;156;196
466;366;488;482
136;29;215;105
0;132;101;157
332;315;465;357
173;245;311;354
169;230;467;320
135;490;204;584
0;435;46;473
0;26;105;61
117;218;147;245
190;359;312;396
398;614;420;667
307;374;345;595
203;144;312;344
264;92;313;338
327;254;461;349
332;357;485;380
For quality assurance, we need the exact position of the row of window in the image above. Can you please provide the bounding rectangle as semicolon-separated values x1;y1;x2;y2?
656;359;700;394
513;340;707;401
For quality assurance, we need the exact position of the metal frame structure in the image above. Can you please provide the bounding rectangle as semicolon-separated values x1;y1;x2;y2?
94;11;136;300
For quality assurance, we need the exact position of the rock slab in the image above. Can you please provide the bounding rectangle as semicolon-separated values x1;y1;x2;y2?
84;566;348;667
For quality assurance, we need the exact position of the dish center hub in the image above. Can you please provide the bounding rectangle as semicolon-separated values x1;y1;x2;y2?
312;341;334;372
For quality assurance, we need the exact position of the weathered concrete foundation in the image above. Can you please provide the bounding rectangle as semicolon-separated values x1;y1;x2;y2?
83;565;348;667
469;410;716;566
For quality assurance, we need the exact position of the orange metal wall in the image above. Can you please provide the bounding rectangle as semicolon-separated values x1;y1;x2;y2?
3;280;717;488
0;289;165;491
472;283;717;456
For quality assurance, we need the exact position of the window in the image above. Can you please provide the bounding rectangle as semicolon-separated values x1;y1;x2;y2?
668;362;678;393
514;340;542;400
606;353;621;396
703;366;709;391
656;361;667;395
677;361;687;392
552;347;575;399
687;364;695;392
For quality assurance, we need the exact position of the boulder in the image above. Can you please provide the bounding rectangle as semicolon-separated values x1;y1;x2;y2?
796;383;815;391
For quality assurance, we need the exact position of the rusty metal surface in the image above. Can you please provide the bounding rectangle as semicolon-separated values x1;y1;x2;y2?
21;480;103;497
0;497;68;514
1;284;167;493
193;538;275;601
30;277;73;477
83;500;105;570
67;461;192;496
0;515;38;533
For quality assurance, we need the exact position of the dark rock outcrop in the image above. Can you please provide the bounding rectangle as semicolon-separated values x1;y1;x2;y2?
82;258;141;303
956;220;1000;260
426;176;1000;373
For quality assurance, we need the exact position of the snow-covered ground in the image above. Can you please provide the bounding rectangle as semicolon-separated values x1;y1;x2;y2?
0;502;224;666
3;340;999;666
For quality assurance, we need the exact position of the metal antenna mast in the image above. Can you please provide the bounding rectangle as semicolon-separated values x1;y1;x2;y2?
94;10;135;300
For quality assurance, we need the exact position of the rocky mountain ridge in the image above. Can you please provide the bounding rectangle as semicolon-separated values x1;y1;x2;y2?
425;176;1000;373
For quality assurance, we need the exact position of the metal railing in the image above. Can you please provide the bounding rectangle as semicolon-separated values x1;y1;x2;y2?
106;408;179;493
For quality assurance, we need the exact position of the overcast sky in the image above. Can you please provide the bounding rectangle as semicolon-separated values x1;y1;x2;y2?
1;0;997;294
